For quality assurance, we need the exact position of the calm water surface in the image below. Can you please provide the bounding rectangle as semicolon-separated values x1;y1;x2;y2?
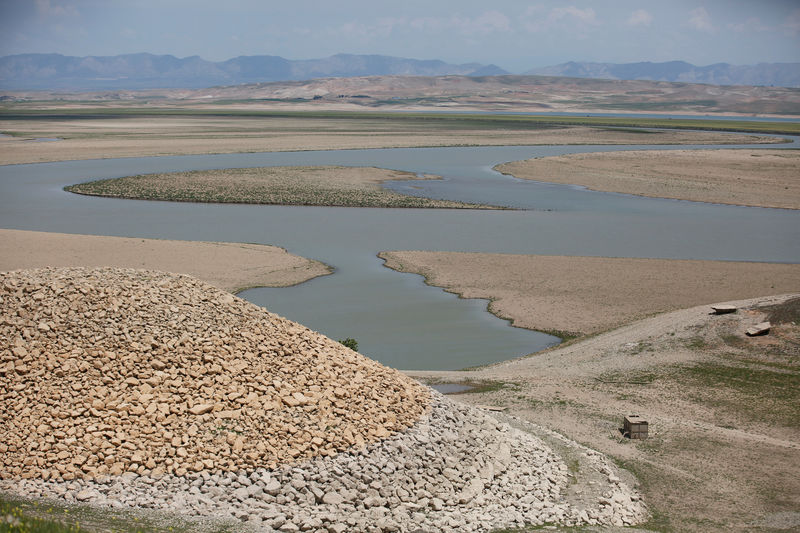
1;141;798;369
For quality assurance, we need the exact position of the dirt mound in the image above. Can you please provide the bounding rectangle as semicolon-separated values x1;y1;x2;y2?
0;267;429;482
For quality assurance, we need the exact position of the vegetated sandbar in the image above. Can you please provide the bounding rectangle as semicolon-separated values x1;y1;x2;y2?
379;251;800;336
496;149;800;210
0;229;331;293
65;165;496;209
0;112;786;165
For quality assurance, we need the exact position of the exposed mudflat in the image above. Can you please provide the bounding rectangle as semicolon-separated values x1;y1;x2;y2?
380;251;800;335
496;149;800;210
0;229;331;293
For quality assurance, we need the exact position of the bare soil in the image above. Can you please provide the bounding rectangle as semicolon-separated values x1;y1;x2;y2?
380;251;800;335
496;149;800;210
408;294;800;532
0;229;330;293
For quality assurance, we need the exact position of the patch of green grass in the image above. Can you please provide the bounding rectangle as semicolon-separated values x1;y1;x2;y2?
715;352;799;372
683;361;797;395
0;496;86;532
566;457;580;476
686;336;709;350
679;361;800;428
596;369;659;385
0;493;241;533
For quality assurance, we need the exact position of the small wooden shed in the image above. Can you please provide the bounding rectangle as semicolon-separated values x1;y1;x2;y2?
623;415;649;439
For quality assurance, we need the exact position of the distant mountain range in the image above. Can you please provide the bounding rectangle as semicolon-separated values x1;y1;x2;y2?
525;61;800;88
0;53;508;90
2;54;798;91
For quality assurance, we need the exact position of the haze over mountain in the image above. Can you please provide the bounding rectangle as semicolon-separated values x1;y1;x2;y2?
2;52;797;92
526;61;800;88
0;53;508;90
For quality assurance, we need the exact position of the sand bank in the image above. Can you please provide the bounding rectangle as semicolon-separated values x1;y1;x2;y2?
380;251;800;335
496;149;800;210
0;114;781;165
0;229;330;293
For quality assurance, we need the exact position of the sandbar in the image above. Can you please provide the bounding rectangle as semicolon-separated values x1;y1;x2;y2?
0;229;330;293
65;165;493;209
380;251;800;335
496;149;800;210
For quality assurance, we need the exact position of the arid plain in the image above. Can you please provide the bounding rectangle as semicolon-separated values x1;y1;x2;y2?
1;87;799;532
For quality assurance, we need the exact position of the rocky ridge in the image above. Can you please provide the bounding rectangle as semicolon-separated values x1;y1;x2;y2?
0;267;428;480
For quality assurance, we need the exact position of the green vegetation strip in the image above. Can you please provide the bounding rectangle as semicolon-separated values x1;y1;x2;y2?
0;493;237;533
0;495;86;533
2;108;799;136
64;166;497;209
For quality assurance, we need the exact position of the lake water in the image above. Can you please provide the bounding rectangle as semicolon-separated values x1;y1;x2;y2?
1;140;798;370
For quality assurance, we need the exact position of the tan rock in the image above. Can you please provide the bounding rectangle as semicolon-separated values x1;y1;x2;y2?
11;346;27;357
188;404;214;415
233;437;244;454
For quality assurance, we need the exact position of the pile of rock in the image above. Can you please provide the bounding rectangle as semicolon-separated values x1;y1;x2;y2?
0;267;429;481
1;267;648;531
4;394;648;532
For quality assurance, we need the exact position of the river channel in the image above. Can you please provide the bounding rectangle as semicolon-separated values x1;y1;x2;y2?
1;140;798;370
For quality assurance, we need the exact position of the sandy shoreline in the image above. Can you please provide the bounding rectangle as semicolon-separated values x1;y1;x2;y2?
380;251;800;336
0;229;331;293
496;149;800;210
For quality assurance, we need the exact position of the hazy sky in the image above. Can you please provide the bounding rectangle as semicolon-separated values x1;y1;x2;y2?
1;0;799;71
